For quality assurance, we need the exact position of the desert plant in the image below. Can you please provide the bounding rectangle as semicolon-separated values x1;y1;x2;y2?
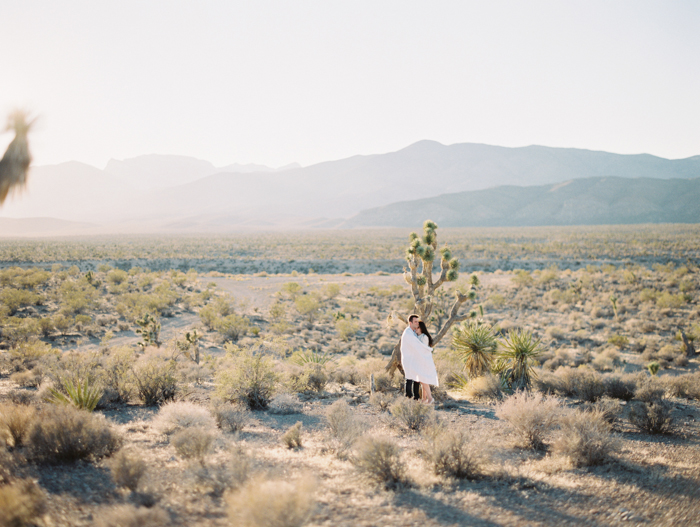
336;318;359;341
28;404;120;462
171;427;214;462
647;361;660;375
583;396;623;425
294;294;321;324
135;313;161;349
0;403;36;448
95;504;169;527
108;449;147;492
0;478;46;527
211;403;250;432
386;221;477;376
353;436;407;489
268;393;304;415
281;421;303;449
47;377;103;412
452;321;498;378
216;350;277;410
555;367;605;402
326;399;365;452
495;329;543;391
628;400;674;434
369;392;394;411
289;349;332;366
634;376;666;403
130;354;178;406
553;409;618;466
226;475;316;527
603;375;636;401
389;397;434;431
496;391;562;450
460;373;502;400
191;444;251;497
426;429;487;479
101;346;136;403
153;401;216;435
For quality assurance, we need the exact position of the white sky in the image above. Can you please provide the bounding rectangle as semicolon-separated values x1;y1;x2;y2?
1;1;699;169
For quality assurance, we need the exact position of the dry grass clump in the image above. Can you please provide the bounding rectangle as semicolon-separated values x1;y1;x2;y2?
0;403;36;448
268;393;303;415
95;504;169;527
552;410;618;467
191;445;251;497
425;429;488;480
663;373;700;400
131;354;178;406
108;450;147;492
634;376;666;403
389;398;434;431
353;436;407;489
369;392;394;411
555;367;605;402
326;400;366;452
226;475;316;527
171;427;215;462
602;374;636;401
463;374;502;400
496;391;562;450
583;397;623;425
0;478;46;527
28;405;120;463
282;422;303;449
628;400;675;435
211;403;250;432
152;401;216;435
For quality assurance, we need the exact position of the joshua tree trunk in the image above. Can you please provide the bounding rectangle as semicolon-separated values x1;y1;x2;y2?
680;329;696;357
385;220;478;377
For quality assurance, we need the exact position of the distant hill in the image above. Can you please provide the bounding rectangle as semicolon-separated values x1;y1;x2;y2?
344;177;700;227
1;141;699;230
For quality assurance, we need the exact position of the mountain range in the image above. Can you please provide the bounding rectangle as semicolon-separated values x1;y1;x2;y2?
0;140;699;235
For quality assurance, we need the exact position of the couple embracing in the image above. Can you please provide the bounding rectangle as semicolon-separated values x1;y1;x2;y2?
401;314;438;404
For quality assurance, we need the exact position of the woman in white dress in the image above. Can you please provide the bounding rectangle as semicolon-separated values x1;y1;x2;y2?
416;320;438;404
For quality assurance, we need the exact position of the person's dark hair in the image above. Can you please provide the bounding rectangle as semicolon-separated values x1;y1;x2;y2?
418;321;433;347
408;314;419;323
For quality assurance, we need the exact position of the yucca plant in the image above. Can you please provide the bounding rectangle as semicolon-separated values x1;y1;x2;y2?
495;329;542;391
47;377;103;412
452;321;498;378
289;350;332;366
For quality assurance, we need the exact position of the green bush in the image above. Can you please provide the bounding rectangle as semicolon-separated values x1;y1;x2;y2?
131;354;178;406
0;288;41;314
216;351;277;410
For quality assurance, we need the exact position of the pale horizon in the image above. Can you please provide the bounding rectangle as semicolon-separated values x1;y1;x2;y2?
2;1;699;170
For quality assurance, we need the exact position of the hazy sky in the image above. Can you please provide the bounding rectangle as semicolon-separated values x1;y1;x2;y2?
1;1;698;169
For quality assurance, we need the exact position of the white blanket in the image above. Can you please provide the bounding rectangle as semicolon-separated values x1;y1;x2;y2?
400;327;439;386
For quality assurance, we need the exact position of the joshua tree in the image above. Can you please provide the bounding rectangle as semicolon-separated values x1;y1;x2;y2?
0;110;33;205
386;220;478;376
135;313;161;349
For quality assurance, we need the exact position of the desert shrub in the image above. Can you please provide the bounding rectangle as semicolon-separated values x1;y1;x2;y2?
555;367;605;402
191;445;251;498
171;427;215;462
634;376;665;403
0;478;46;527
9;370;42;388
336;318;359;341
226;475;316;527
452;321;497;378
372;372;396;393
107;269;129;285
108;450;147;492
1;317;41;345
389;398;434;431
369;392;394;411
58;279;98;314
268;393;303;415
294;294;321;323
603;374;636;401
628;400;674;434
353;436;406;489
95;505;169;527
28;405;120;463
286;363;328;393
211;403;250;432
495;329;543;391
153;401;216;435
664;373;700;400
131;354;178;406
425;429;487;479
214;314;250;343
462;374;502;400
326;399;365;452
8;339;58;367
281;422;303;449
553;409;618;467
583;397;623;424
512;269;533;287
656;292;687;309
215;351;277;410
0;403;36;448
496;391;562;450
0;288;41;315
288;350;332;366
592;348;621;372
607;334;629;349
101;347;136;403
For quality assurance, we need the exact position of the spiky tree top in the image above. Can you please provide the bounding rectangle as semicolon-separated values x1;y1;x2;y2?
0;111;33;205
386;220;478;376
